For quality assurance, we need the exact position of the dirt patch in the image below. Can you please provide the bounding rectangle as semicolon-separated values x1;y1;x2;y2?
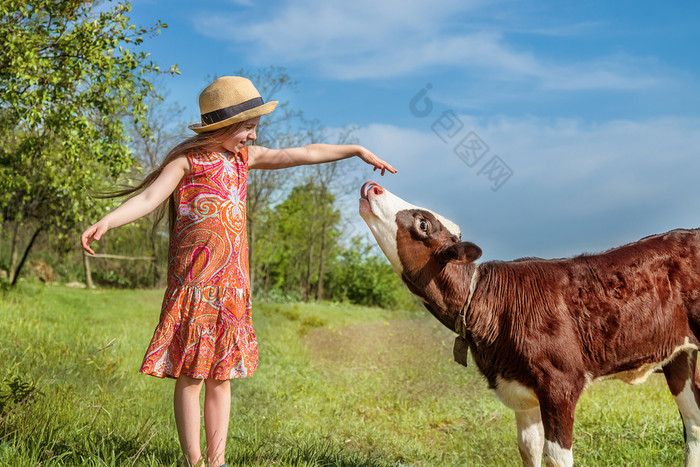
305;316;457;372
304;315;483;404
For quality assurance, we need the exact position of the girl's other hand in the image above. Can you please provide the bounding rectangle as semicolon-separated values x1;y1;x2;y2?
358;147;397;176
81;220;109;255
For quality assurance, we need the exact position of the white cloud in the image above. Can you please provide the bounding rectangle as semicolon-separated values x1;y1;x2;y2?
193;0;662;89
519;21;607;38
346;115;700;260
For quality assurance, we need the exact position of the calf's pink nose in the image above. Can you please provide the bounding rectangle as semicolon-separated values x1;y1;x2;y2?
361;181;384;199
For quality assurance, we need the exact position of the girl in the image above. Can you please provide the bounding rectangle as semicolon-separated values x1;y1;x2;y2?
80;76;396;467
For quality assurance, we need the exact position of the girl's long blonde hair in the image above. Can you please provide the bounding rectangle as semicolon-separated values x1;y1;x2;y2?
106;121;245;234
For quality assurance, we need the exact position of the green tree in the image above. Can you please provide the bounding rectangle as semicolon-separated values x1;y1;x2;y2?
231;67;363;298
326;236;419;309
120;83;189;287
300;126;361;300
237;66;323;290
0;0;177;285
257;181;341;301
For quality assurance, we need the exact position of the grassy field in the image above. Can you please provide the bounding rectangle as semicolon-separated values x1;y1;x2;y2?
0;282;687;466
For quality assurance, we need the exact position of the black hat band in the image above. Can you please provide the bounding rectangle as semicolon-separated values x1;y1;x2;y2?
200;97;265;125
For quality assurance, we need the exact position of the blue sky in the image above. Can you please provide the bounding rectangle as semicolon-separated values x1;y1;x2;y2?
128;0;700;261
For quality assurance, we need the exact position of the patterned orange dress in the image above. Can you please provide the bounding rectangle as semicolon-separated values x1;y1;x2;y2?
140;147;257;380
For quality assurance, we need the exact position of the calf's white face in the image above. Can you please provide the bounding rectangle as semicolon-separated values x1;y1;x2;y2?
359;181;479;278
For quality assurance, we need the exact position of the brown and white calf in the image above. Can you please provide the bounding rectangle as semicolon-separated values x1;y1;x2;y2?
359;181;700;467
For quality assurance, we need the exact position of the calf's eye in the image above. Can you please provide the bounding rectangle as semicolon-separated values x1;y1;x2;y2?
419;219;428;232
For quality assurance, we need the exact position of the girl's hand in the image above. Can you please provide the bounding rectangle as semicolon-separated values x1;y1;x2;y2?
357;147;397;176
81;220;109;255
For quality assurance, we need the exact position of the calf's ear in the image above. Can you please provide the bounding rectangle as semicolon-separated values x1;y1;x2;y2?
439;241;482;265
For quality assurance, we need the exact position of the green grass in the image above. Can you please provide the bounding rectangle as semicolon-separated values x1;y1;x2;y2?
0;282;687;466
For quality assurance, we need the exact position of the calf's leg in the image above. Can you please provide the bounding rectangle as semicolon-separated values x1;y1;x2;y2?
663;350;700;467
515;406;544;467
538;392;578;467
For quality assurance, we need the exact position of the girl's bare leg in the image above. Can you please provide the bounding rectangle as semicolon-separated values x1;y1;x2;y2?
174;375;204;466
204;378;231;466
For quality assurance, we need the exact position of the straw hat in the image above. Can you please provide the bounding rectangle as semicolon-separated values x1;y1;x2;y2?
188;76;278;133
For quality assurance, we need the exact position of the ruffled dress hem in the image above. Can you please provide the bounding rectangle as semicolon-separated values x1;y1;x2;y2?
140;283;258;381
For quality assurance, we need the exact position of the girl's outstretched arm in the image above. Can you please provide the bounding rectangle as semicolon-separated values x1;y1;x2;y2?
80;156;189;255
248;144;397;175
